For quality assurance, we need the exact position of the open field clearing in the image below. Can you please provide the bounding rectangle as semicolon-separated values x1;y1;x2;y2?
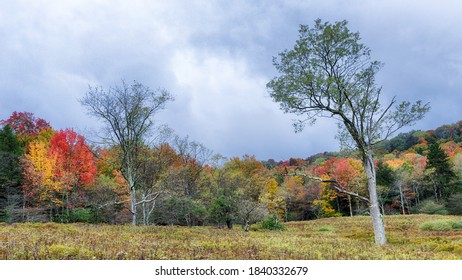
1;215;462;260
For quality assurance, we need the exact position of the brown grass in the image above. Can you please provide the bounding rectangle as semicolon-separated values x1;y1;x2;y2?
1;214;462;260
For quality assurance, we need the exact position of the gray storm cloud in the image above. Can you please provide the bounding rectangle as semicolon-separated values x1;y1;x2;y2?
1;0;461;160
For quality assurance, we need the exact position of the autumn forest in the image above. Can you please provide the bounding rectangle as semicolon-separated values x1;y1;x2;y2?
1;110;462;229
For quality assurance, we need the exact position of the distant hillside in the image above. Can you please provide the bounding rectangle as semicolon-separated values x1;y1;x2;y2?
259;119;462;218
376;120;462;154
266;120;462;166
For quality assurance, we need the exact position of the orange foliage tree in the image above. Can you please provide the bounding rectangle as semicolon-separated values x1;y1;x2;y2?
312;157;366;216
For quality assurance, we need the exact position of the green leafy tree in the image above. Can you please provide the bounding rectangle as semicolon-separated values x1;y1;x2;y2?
207;164;248;229
220;156;269;231
267;19;429;245
208;191;238;229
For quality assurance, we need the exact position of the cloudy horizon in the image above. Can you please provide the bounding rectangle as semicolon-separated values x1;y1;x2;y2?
2;0;462;161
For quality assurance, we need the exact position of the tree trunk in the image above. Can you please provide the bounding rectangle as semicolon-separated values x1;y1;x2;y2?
348;195;353;217
142;200;147;225
433;182;439;203
130;186;137;225
364;151;387;245
22;195;26;222
414;182;421;205
148;199;157;224
61;191;65;222
397;180;406;215
126;169;137;226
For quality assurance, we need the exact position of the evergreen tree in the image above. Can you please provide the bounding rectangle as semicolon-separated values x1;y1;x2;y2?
425;142;456;201
376;161;395;187
0;125;24;221
375;160;396;212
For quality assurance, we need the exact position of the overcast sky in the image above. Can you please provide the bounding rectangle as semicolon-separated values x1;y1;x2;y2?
1;0;462;160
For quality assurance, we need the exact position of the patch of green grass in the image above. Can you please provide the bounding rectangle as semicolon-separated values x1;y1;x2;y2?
451;221;462;229
316;226;334;232
420;219;454;231
420;219;462;231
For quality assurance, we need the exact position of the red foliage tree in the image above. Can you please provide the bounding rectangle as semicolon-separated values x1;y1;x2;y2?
49;129;97;209
1;111;51;143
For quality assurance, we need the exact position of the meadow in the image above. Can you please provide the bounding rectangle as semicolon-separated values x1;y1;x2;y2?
1;214;462;260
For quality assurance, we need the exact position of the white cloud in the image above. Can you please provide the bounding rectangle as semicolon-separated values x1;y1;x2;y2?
171;49;265;117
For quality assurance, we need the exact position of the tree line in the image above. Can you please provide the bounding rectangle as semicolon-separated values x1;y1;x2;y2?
0;108;280;228
1;108;461;228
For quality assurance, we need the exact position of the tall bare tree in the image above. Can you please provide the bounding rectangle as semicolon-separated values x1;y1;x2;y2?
267;19;429;245
80;80;173;225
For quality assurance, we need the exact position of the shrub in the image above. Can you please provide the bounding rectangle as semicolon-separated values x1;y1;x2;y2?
57;209;91;223
451;221;462;229
420;220;453;231
70;209;92;223
259;214;286;231
417;200;448;215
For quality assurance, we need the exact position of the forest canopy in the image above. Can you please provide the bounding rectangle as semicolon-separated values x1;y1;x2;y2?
1;109;462;227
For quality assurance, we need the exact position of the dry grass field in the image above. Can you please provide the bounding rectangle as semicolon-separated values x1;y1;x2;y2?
1;214;462;260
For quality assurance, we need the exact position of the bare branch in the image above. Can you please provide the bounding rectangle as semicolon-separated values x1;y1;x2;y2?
134;191;164;206
288;171;370;204
94;199;130;209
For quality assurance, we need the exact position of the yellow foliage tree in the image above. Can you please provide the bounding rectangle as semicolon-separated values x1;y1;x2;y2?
22;140;64;213
263;178;285;218
313;175;341;218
